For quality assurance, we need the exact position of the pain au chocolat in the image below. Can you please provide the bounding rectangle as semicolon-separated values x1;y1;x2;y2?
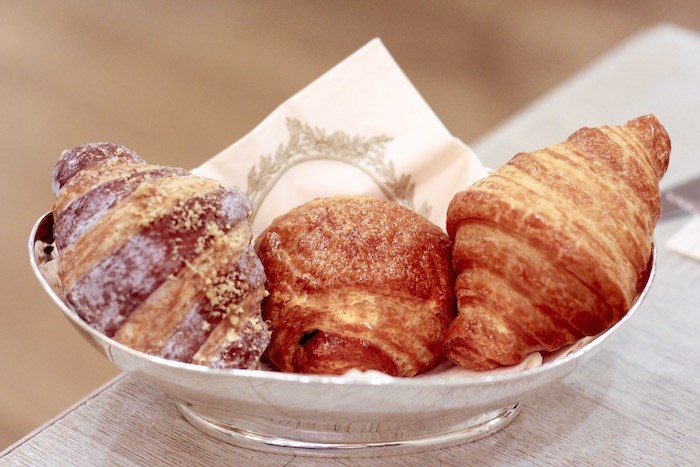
445;115;670;370
256;196;456;377
51;142;270;369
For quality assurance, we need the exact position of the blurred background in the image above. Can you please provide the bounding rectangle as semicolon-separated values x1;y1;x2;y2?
2;0;699;450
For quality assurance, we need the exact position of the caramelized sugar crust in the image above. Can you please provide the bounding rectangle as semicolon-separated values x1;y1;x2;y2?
257;196;456;377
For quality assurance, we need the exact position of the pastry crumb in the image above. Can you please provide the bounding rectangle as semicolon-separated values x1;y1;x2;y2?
226;329;240;342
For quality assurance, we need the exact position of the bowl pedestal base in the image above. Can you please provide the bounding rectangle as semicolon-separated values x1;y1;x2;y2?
176;401;521;457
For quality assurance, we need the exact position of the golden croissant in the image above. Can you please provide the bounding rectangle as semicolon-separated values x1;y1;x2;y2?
445;115;670;370
51;142;270;369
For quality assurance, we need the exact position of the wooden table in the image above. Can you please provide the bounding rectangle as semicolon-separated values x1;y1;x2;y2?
4;24;700;466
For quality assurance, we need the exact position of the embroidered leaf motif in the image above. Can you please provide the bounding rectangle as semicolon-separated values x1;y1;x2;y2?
246;117;433;220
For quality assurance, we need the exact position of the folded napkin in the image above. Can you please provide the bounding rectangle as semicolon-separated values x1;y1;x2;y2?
192;38;487;237
191;39;606;377
667;216;700;261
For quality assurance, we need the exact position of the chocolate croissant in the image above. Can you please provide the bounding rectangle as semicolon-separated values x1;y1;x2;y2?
256;196;455;376
445;115;670;370
51;142;270;369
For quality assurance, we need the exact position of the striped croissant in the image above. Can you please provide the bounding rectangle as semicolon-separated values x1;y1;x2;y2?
52;142;269;369
445;115;670;370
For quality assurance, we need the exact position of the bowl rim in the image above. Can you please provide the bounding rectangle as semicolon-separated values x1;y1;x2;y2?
29;211;656;388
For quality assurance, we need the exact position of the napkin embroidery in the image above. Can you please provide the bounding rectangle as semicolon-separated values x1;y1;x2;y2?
192;38;487;237
245;117;433;222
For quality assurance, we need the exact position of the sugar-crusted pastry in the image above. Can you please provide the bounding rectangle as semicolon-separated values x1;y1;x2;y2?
256;196;455;376
445;115;670;370
51;142;269;369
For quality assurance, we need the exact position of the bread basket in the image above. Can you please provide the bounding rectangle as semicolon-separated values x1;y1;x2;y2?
29;211;656;457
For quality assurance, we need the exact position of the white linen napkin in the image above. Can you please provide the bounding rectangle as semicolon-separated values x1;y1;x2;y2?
189;38;612;377
192;38;487;237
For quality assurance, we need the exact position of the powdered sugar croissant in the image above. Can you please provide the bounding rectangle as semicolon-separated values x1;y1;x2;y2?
445;115;670;370
51;142;270;369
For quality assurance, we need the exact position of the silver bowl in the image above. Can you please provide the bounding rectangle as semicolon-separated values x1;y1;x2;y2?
29;212;656;457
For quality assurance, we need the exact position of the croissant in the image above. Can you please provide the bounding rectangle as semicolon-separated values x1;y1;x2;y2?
445;115;670;370
51;142;270;369
256;196;455;376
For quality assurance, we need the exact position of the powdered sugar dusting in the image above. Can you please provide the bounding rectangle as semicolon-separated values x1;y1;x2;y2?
219;186;252;226
160;302;208;362
67;234;167;336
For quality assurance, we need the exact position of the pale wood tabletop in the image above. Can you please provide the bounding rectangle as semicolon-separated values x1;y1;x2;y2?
3;23;700;465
